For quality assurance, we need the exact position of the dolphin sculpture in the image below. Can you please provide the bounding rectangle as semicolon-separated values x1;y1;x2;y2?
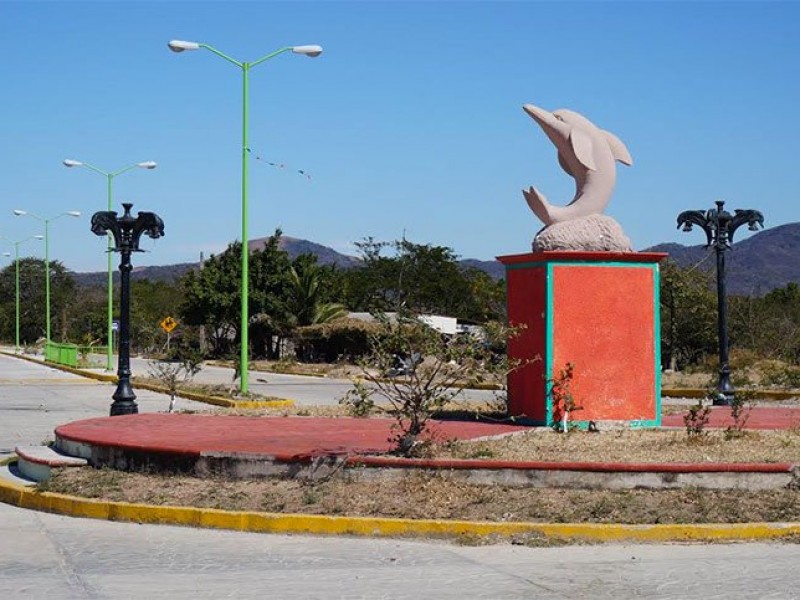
522;104;633;226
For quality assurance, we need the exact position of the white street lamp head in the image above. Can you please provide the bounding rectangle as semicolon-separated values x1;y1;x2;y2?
12;210;26;216
168;40;200;52
63;159;83;167
137;161;157;169
67;211;81;217
34;235;44;240
292;45;323;57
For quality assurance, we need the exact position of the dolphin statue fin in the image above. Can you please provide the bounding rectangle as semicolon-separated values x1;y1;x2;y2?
570;129;596;171
601;130;633;166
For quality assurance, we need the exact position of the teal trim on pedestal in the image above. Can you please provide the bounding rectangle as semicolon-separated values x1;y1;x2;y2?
653;262;663;426
544;262;555;426
531;258;662;429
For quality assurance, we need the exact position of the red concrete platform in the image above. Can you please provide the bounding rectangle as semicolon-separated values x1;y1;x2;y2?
55;406;800;466
55;414;529;462
661;406;800;430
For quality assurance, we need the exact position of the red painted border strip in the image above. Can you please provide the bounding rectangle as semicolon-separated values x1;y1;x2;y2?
346;455;794;474
497;251;668;265
14;448;85;468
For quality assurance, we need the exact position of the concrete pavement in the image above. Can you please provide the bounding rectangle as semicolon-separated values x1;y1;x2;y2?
2;502;800;599
3;351;800;599
0;352;211;462
125;355;500;407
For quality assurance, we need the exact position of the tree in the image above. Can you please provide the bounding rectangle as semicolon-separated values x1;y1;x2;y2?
341;237;497;322
730;282;800;363
130;280;183;353
0;258;76;345
284;258;347;328
179;230;303;359
180;243;242;356
659;259;717;370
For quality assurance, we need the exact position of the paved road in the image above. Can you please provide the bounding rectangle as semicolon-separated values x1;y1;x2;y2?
103;355;501;407
2;504;800;599
3;352;800;599
0;352;211;461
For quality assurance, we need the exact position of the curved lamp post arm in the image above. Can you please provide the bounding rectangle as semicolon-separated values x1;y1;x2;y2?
64;159;110;178
250;46;294;68
198;43;243;67
91;204;165;251
729;209;765;244
110;164;143;178
677;210;714;247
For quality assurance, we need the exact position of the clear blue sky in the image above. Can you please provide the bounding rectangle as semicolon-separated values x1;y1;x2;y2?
1;0;798;272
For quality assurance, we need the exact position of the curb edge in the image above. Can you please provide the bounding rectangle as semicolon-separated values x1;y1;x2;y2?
2;465;800;543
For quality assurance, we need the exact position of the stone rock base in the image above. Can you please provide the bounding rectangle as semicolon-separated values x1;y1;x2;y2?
533;215;633;252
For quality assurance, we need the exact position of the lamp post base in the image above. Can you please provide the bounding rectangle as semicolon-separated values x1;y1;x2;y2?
110;380;138;416
714;367;735;406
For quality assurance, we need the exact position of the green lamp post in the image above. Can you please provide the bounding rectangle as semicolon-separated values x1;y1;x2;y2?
13;210;81;347
63;159;157;371
167;39;322;394
1;235;44;353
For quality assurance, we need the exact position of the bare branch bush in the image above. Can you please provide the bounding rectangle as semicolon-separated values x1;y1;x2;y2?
341;312;523;456
147;348;203;413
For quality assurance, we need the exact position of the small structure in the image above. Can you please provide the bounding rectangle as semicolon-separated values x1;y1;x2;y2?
499;251;665;426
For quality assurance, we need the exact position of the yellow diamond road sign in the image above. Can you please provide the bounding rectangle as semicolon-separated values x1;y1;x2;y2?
160;316;178;333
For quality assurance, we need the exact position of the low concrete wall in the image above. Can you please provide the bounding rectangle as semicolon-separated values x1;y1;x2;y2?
54;435;799;491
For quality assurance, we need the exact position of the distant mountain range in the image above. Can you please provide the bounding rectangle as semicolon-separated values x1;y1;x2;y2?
646;222;800;295
73;224;800;296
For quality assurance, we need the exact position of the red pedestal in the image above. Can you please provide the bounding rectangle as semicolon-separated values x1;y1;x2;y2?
497;251;668;427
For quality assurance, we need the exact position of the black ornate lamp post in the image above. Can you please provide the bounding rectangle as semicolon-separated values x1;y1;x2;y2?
91;203;165;416
677;200;764;406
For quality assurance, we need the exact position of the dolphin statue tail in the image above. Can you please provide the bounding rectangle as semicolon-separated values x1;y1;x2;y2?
523;186;555;225
524;186;575;224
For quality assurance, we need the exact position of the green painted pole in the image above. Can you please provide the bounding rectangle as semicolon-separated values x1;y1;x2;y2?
107;175;114;371
14;242;20;353
170;41;315;395
64;159;154;371
44;219;51;345
240;62;250;394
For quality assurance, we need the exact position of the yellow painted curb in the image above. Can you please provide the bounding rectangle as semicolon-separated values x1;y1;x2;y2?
2;468;799;543
1;351;294;410
207;360;329;379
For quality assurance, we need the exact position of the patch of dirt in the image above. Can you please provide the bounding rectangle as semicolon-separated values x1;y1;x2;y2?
41;467;800;525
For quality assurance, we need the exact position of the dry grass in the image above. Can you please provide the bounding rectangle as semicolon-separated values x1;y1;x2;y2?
437;428;800;464
42;467;800;525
